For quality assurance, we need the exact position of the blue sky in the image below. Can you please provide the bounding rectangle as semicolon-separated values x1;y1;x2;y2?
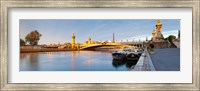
20;19;180;45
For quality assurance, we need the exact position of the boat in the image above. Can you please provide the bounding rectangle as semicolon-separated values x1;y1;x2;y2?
125;48;143;61
112;51;127;60
112;48;143;60
126;53;140;61
130;48;143;56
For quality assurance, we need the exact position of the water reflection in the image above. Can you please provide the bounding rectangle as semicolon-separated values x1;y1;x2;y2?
112;60;126;68
112;60;137;70
20;53;39;71
86;51;92;70
20;51;138;71
20;53;28;60
29;53;39;70
71;51;76;71
125;60;138;69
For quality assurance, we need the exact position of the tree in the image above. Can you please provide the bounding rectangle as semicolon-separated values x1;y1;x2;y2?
149;44;154;49
147;43;154;52
20;39;26;46
178;30;180;39
168;35;176;42
25;30;42;45
165;35;176;42
166;35;176;42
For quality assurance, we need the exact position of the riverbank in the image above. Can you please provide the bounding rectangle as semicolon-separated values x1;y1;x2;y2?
133;48;156;71
134;48;180;71
20;48;122;53
20;49;77;53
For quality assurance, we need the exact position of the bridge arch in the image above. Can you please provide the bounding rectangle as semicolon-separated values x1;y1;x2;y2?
80;44;134;50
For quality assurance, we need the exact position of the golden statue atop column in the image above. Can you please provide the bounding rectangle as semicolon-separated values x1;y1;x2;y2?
155;19;164;42
71;33;80;50
156;20;162;32
71;33;75;49
88;36;91;44
150;20;169;48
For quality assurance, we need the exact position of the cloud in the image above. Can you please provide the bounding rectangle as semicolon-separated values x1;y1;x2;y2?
124;30;179;42
162;30;179;38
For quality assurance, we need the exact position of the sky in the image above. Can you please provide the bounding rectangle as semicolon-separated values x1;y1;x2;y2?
20;19;180;45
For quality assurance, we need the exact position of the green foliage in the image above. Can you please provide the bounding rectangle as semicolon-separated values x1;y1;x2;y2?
149;44;154;49
20;39;26;46
147;43;154;52
178;30;180;38
165;35;176;42
25;30;42;45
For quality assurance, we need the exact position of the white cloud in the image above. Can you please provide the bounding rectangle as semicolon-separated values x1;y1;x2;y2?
162;30;179;38
123;30;179;42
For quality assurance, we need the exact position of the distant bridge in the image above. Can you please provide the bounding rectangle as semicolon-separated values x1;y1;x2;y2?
120;42;144;47
80;43;141;50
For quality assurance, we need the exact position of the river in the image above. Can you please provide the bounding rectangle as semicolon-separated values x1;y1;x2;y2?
20;51;138;71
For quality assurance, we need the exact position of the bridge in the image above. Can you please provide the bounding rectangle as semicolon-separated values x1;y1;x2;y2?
80;42;142;50
120;42;144;48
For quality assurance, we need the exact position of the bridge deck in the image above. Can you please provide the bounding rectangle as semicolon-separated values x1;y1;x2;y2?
80;44;134;50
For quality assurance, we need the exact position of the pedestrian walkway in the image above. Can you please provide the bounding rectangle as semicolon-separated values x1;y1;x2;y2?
150;48;180;71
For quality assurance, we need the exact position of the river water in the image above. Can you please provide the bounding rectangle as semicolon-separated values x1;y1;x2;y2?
20;51;138;71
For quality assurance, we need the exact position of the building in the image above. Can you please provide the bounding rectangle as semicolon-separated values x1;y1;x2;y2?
20;45;43;50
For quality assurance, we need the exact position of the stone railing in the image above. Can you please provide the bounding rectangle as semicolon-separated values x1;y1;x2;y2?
133;48;156;71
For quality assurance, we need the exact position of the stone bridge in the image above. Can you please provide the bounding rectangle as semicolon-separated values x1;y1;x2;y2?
120;42;144;48
80;43;134;50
